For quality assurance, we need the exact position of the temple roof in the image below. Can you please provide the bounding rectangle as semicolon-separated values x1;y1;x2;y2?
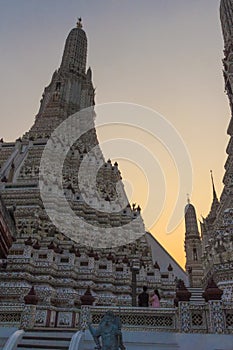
146;232;188;285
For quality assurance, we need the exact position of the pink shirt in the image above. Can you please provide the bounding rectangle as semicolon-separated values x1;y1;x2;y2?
151;294;160;308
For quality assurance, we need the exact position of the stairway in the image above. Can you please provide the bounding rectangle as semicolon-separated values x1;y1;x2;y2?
2;329;233;350
15;329;75;350
0;148;18;178
188;287;205;304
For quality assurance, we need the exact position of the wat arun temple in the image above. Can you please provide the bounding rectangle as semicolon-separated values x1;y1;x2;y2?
0;0;233;347
0;18;187;311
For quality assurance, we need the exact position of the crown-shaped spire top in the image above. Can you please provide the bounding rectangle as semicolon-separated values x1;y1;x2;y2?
60;20;87;74
77;17;83;28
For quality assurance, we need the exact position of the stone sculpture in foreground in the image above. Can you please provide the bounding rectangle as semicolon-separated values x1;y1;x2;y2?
88;310;126;350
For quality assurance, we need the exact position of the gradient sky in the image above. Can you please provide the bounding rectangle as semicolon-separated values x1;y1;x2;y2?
0;0;230;268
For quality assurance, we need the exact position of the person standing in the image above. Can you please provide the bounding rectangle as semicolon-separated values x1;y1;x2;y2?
150;289;161;308
138;286;149;307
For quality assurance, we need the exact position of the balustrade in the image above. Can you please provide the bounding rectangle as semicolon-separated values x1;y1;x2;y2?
0;301;233;334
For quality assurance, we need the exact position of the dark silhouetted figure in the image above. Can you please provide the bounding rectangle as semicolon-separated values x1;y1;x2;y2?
138;286;149;307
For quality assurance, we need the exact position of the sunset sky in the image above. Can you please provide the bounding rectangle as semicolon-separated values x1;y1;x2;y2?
0;0;230;268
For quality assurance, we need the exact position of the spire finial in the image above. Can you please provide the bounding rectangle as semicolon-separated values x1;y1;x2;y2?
210;170;217;199
77;17;83;28
187;193;190;204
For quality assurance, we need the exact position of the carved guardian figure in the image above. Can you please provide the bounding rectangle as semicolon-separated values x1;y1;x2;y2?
88;311;126;350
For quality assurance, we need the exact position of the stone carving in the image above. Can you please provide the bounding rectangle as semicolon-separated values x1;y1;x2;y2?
57;312;72;327
35;310;47;325
20;305;37;330
208;301;225;334
222;285;233;301
88;311;126;350
179;302;191;333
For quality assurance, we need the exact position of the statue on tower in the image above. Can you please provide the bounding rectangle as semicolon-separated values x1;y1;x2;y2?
88;311;126;350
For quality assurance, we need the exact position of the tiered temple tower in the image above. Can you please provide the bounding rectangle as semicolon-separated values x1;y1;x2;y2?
184;1;233;301
0;20;187;322
202;1;233;298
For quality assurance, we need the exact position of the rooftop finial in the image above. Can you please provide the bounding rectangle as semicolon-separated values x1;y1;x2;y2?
187;193;190;204
210;170;217;199
77;17;83;28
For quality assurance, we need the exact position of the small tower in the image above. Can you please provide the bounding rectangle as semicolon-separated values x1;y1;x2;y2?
184;198;203;287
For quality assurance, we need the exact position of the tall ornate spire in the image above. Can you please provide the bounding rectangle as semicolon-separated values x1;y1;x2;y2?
200;171;220;252
210;170;217;199
205;170;220;224
26;21;95;140
218;0;233;211
184;201;203;287
198;1;233;294
60;19;87;74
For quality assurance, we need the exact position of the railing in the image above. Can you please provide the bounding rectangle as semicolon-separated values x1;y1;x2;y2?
0;301;233;334
68;331;84;350
2;330;24;350
0;305;23;327
223;301;233;333
34;306;81;328
86;306;178;332
189;304;208;333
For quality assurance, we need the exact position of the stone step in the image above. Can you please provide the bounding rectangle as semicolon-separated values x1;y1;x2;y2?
17;347;68;350
188;288;205;303
16;330;75;350
23;331;74;339
17;344;69;349
18;338;70;347
31;328;76;333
